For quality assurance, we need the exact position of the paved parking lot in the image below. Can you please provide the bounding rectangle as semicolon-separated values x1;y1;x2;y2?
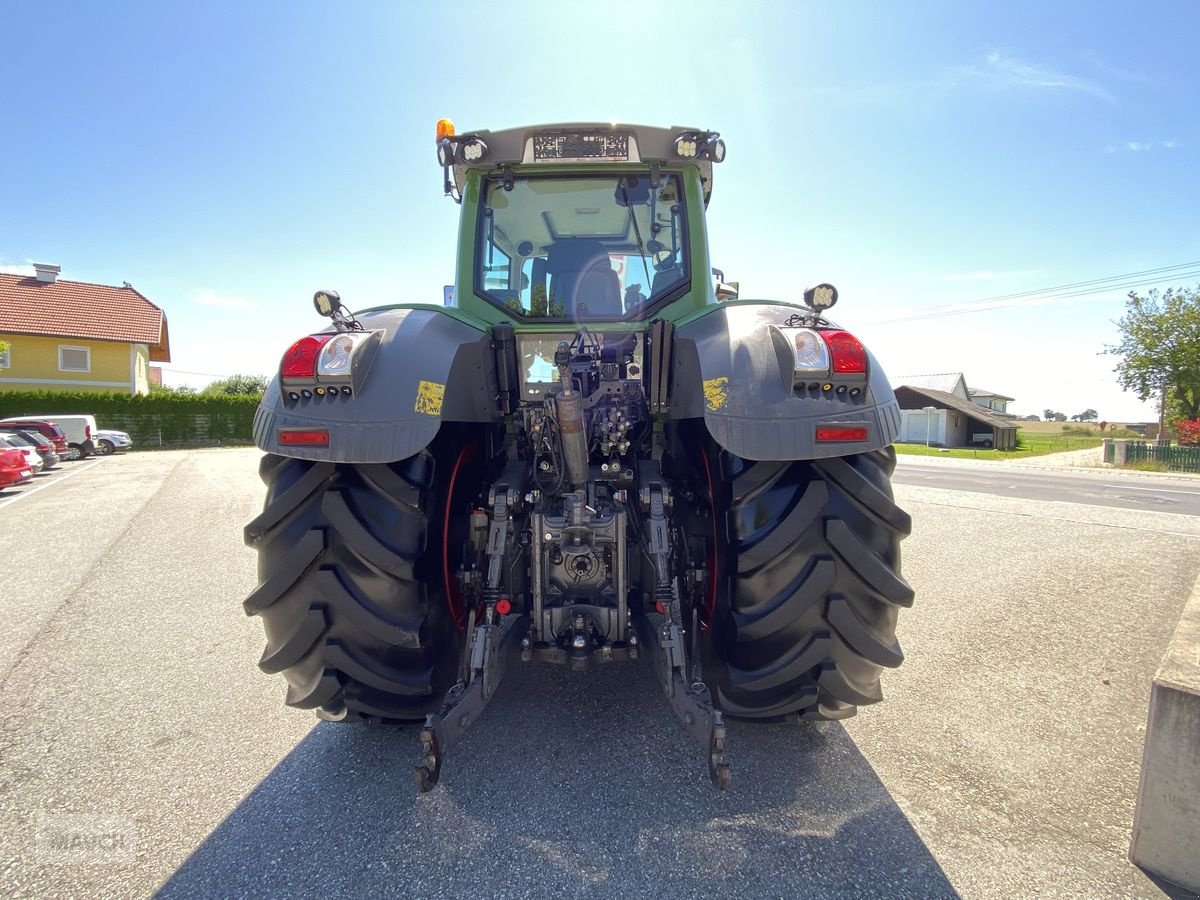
1;448;1198;898
0;455;106;510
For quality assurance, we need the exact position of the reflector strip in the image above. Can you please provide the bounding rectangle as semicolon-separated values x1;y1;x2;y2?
816;427;869;442
278;429;330;446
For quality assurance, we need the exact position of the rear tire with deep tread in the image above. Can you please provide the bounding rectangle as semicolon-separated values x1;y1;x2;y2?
243;445;466;724
704;445;912;722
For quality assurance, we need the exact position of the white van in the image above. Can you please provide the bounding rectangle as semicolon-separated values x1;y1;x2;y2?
0;414;99;460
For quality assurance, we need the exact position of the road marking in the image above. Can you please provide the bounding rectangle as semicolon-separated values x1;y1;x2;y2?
902;496;1200;538
0;459;104;510
1102;484;1200;496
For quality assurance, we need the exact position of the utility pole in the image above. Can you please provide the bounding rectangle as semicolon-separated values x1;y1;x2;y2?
923;405;936;448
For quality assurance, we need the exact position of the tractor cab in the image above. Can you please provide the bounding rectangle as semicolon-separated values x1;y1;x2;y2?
434;121;727;324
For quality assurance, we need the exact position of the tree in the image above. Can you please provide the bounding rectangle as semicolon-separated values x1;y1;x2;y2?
1107;286;1200;420
1053;412;1067;422
202;374;269;396
150;383;197;396
1071;409;1098;422
1043;408;1057;421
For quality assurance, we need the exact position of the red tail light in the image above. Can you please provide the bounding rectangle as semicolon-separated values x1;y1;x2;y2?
281;335;334;379
821;330;867;374
86;425;92;439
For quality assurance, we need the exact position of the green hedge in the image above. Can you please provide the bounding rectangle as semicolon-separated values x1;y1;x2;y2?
0;391;260;447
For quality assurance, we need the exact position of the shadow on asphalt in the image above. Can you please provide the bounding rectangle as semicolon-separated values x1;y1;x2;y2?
158;661;957;898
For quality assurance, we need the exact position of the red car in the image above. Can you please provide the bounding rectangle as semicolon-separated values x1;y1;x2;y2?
0;445;34;488
0;419;69;456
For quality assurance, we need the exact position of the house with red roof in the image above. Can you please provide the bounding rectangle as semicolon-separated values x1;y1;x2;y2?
0;263;170;395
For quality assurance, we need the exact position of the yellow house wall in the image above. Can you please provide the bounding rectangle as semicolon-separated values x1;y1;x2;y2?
0;333;145;394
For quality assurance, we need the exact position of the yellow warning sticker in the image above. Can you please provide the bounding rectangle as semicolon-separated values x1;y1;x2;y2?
703;377;729;411
414;380;446;416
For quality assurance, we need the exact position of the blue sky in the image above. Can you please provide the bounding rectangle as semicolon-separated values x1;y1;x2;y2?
2;1;1197;420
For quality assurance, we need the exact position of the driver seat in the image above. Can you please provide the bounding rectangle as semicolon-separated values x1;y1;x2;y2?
546;239;622;317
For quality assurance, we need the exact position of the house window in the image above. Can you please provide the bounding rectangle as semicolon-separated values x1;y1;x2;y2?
0;346;9;368
59;345;91;372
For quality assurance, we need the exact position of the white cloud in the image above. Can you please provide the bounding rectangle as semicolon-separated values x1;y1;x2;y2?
1104;139;1181;154
193;289;255;310
0;262;35;276
950;52;1116;103
807;52;1115;108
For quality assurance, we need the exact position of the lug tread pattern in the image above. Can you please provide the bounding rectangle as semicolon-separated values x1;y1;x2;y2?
324;642;434;696
736;481;829;575
730;559;834;640
244;461;336;544
243;529;325;614
826;520;915;608
321;489;417;580
727;632;831;692
244;453;460;724
708;448;910;721
284;669;342;709
717;684;820;719
258;605;328;674
827;595;904;668
315;569;423;649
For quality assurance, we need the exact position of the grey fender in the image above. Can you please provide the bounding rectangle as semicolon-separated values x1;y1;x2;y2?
253;307;497;463
670;303;901;460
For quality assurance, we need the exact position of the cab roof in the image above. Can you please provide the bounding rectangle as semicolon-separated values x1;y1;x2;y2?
440;122;720;203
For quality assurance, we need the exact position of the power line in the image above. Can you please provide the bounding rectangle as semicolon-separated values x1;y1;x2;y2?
914;260;1200;310
872;261;1200;324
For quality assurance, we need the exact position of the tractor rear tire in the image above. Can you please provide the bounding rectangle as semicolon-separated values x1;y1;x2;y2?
243;447;466;724
705;446;913;722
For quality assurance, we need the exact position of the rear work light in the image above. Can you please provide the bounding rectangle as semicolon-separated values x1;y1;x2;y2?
816;426;869;442
281;334;334;379
278;429;330;446
821;330;868;374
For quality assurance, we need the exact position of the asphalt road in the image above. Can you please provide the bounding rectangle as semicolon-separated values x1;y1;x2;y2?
1;449;1198;898
894;457;1200;516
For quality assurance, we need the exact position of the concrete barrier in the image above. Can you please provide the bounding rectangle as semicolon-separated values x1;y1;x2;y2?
1130;571;1200;891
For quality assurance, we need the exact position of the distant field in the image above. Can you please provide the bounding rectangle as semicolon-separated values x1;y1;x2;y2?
895;428;1105;460
1017;421;1099;434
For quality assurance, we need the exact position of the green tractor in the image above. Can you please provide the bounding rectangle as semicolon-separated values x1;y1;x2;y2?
243;122;913;791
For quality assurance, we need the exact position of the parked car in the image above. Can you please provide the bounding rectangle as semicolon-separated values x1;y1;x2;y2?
0;419;69;456
0;433;44;474
3;428;60;469
0;446;34;488
0;414;98;460
95;430;133;455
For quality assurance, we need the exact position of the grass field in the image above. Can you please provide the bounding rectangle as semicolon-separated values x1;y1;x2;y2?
894;429;1106;460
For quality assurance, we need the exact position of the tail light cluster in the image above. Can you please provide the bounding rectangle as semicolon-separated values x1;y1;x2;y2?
774;325;872;444
779;326;867;376
776;326;869;398
279;330;382;405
